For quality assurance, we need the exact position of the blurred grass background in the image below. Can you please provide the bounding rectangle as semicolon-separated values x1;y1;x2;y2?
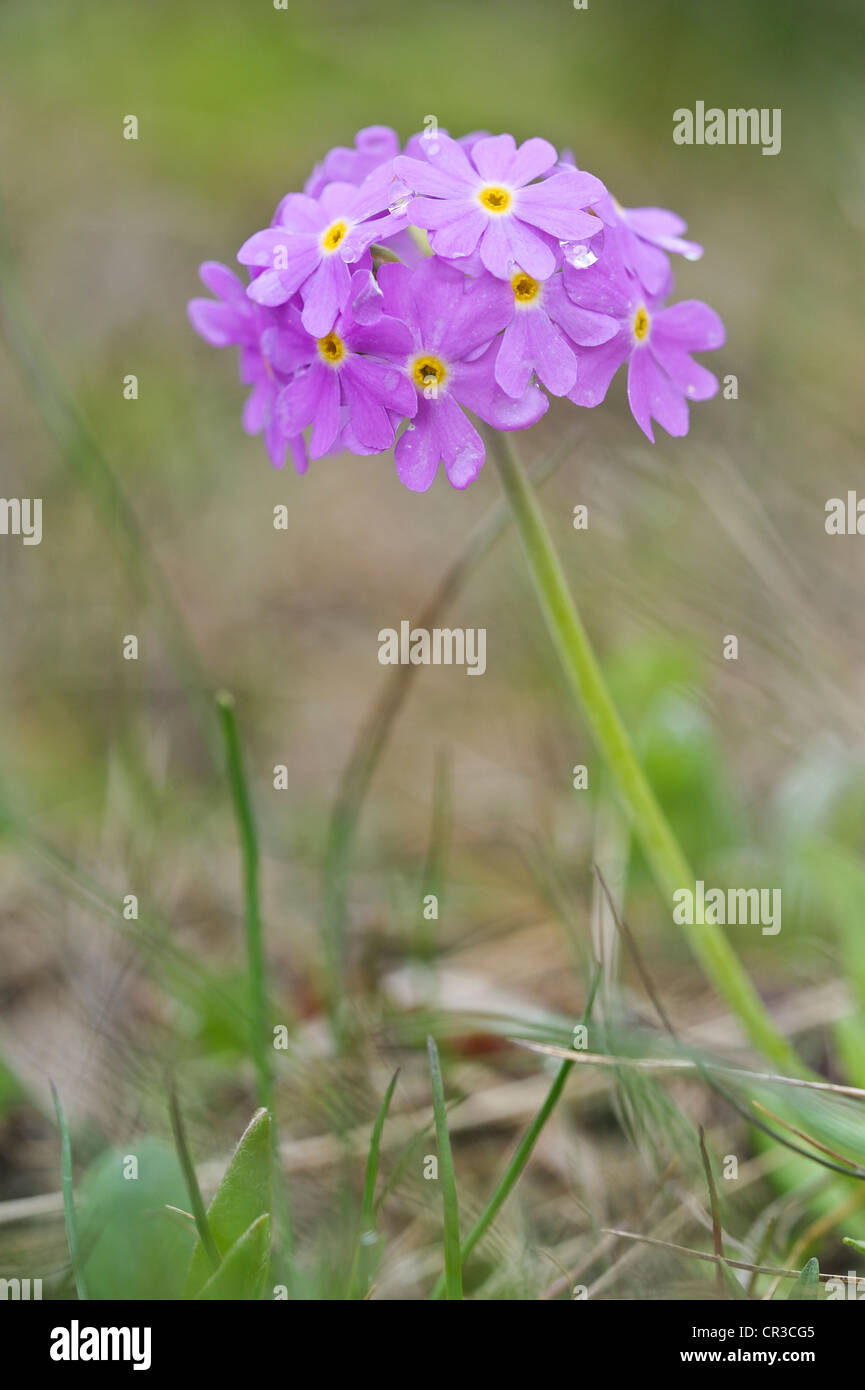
1;0;865;1298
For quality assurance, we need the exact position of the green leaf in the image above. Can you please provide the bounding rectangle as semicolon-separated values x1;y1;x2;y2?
195;1215;271;1300
788;1257;820;1300
843;1236;865;1257
78;1139;194;1300
184;1107;272;1297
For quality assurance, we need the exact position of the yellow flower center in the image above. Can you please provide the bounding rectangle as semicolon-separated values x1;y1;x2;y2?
317;332;345;364
322;220;348;252
479;185;512;214
411;354;447;390
633;306;650;341
512;271;540;304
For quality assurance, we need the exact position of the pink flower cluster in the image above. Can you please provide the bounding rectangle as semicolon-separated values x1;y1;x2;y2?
189;126;724;491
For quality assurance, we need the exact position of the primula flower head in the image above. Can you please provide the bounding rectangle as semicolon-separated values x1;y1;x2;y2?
189;126;725;486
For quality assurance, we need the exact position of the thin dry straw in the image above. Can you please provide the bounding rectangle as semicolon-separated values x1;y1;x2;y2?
509;1040;865;1100
603;1228;861;1287
698;1127;726;1293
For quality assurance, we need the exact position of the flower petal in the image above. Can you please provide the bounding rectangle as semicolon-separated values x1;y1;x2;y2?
566;331;631;408
198;261;249;306
394;154;473;199
652;300;725;351
394;399;442;492
300;255;351;336
494;315;534;398
470;133;517;181
242;378;270;435
505;136;558;187
524;309;577;396
436;394;485;489
627;348;689;442
544;276;619;345
340;362;397;452
188;299;249;347
516;170;606;238
452;343;549;429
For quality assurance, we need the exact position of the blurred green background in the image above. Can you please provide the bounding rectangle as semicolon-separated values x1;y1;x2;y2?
2;0;865;1298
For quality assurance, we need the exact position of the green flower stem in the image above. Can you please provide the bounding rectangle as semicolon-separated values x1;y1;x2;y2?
488;429;801;1074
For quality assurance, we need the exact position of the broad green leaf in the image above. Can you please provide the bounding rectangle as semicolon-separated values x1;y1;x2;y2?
195;1215;271;1301
788;1257;819;1300
78;1139;194;1300
184;1107;272;1297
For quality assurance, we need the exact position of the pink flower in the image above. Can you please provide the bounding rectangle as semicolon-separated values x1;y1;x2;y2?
563;232;724;441
379;258;548;491
237;165;406;334
394;132;605;281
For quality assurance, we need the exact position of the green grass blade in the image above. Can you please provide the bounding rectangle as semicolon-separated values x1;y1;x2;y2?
168;1082;219;1274
51;1083;87;1300
215;691;272;1117
427;1036;462;1300
347;1067;400;1299
431;966;602;1299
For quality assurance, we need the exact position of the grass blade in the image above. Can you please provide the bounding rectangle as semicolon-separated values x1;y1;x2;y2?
431;965;602;1299
51;1083;87;1300
427;1036;462;1300
348;1068;400;1299
168;1082;219;1274
215;691;272;1117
